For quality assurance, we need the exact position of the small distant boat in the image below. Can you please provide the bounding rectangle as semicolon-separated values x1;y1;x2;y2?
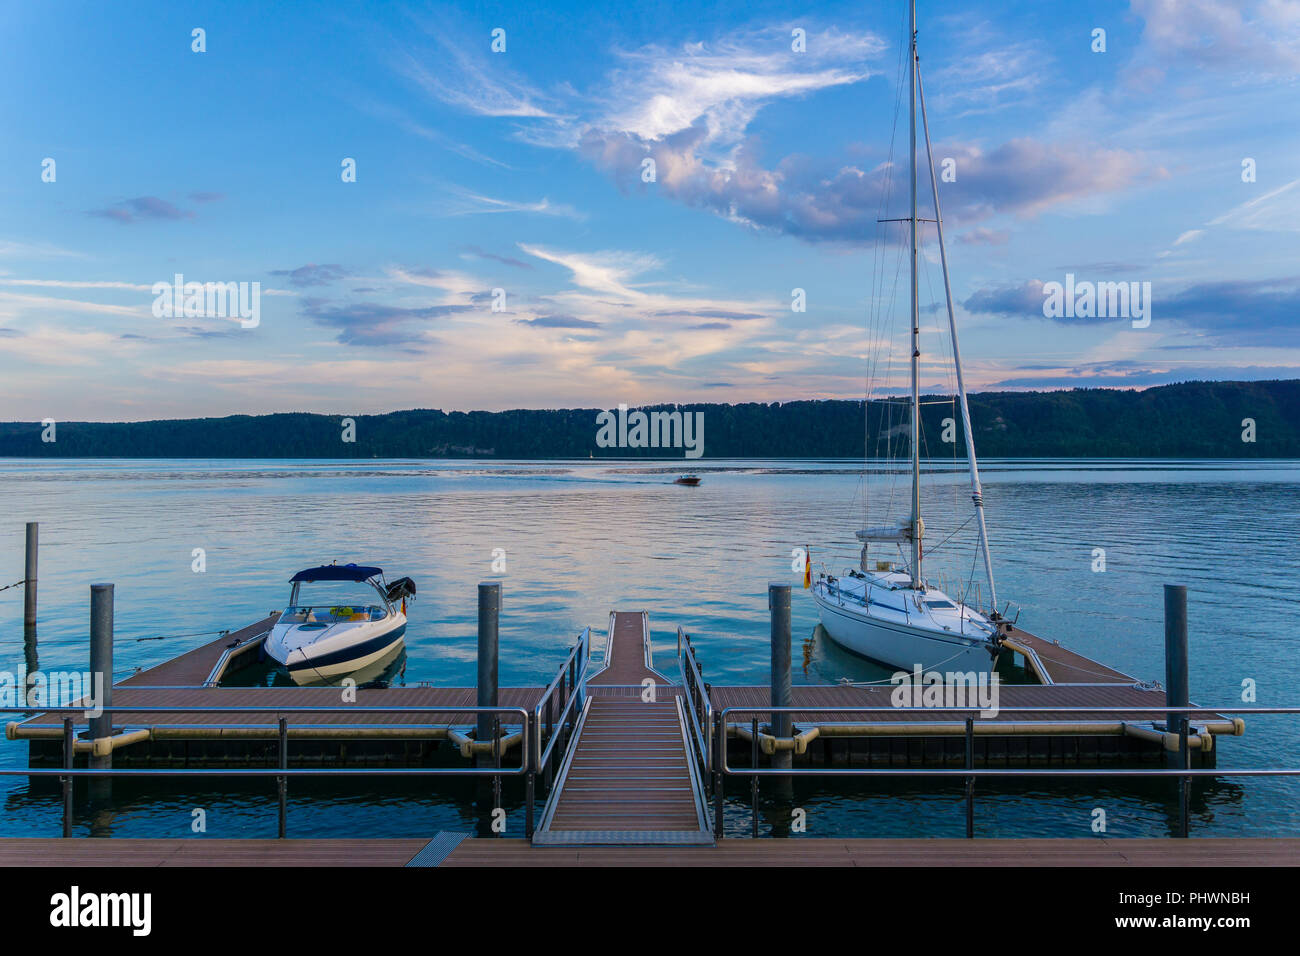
674;474;701;486
264;563;416;685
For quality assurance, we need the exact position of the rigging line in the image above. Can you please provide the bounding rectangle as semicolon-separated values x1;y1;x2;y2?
922;513;975;559
860;4;914;539
838;642;977;686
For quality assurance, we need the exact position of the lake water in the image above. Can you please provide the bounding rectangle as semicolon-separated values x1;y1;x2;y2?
1;458;1297;838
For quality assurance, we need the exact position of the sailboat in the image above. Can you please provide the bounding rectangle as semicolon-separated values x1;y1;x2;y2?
809;0;1009;675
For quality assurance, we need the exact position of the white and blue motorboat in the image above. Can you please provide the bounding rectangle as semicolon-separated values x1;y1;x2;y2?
264;563;416;685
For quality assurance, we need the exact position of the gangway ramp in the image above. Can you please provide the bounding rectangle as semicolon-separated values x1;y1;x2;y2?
533;611;711;846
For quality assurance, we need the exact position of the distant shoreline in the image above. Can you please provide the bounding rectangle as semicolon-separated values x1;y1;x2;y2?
2;380;1297;459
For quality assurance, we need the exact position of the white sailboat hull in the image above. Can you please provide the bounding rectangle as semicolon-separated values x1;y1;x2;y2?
813;582;996;675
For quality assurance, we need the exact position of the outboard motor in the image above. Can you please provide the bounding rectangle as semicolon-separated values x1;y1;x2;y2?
385;577;417;604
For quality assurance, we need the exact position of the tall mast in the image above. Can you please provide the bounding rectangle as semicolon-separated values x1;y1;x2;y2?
908;0;922;589
915;45;998;611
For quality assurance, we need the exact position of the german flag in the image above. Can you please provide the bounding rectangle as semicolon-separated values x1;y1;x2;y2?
803;545;812;589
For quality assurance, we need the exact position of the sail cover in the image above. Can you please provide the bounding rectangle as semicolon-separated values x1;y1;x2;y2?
856;518;924;542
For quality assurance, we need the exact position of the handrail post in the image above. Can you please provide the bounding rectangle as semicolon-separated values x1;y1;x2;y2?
62;716;73;838
525;711;536;838
492;715;502;829
964;715;974;839
1179;720;1190;839
704;679;713;778
576;629;588;711
558;672;567;750
712;711;724;841
750;716;759;838
543;693;554;789
277;715;288;838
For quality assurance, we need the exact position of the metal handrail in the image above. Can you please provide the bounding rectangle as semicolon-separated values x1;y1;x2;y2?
532;626;591;772
676;626;712;773
3;704;530;839
712;704;1300;841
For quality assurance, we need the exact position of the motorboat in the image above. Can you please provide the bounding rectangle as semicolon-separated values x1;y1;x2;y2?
809;1;1011;675
674;474;701;486
264;563;416;685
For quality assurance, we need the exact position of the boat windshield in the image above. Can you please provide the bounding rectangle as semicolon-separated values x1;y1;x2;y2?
282;605;386;624
285;581;387;623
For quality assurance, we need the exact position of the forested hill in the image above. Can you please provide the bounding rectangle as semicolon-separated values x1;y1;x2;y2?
1;380;1297;459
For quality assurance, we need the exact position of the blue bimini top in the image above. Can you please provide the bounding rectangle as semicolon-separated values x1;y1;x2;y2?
289;564;382;583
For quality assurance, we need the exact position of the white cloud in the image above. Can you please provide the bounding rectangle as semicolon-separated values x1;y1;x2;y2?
1131;0;1300;77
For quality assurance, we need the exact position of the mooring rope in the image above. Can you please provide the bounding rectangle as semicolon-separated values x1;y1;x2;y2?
135;628;230;643
0;579;28;593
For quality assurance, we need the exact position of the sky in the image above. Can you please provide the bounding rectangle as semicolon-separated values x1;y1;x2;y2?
1;0;1298;421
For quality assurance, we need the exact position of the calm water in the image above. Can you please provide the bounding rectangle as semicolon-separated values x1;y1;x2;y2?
1;458;1297;839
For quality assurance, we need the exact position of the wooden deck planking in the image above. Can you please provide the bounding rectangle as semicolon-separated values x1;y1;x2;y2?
1003;626;1134;685
120;615;280;687
450;837;1300;867
589;610;663;686
0;838;429;867
2;836;1293;867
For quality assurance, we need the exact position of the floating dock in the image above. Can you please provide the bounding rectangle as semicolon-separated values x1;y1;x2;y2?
7;595;1248;850
10;609;1238;770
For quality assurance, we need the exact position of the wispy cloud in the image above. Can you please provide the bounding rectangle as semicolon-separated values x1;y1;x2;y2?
518;245;661;299
441;189;585;220
398;42;561;119
595;26;880;144
300;297;477;347
88;196;194;224
515;314;601;329
269;263;351;287
460;245;533;270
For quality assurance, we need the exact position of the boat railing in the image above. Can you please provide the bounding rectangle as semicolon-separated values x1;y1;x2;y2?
3;703;530;839
712;704;1299;841
676;625;712;774
531;626;591;789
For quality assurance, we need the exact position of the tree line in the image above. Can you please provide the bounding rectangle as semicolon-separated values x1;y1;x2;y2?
2;379;1296;458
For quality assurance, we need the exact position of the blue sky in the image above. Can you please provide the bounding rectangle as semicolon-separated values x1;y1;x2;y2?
1;0;1298;420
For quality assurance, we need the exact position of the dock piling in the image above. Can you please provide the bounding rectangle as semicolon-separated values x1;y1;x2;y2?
23;522;38;627
1164;584;1190;835
477;582;501;748
477;582;501;826
769;583;792;768
88;583;113;802
1164;584;1189;741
